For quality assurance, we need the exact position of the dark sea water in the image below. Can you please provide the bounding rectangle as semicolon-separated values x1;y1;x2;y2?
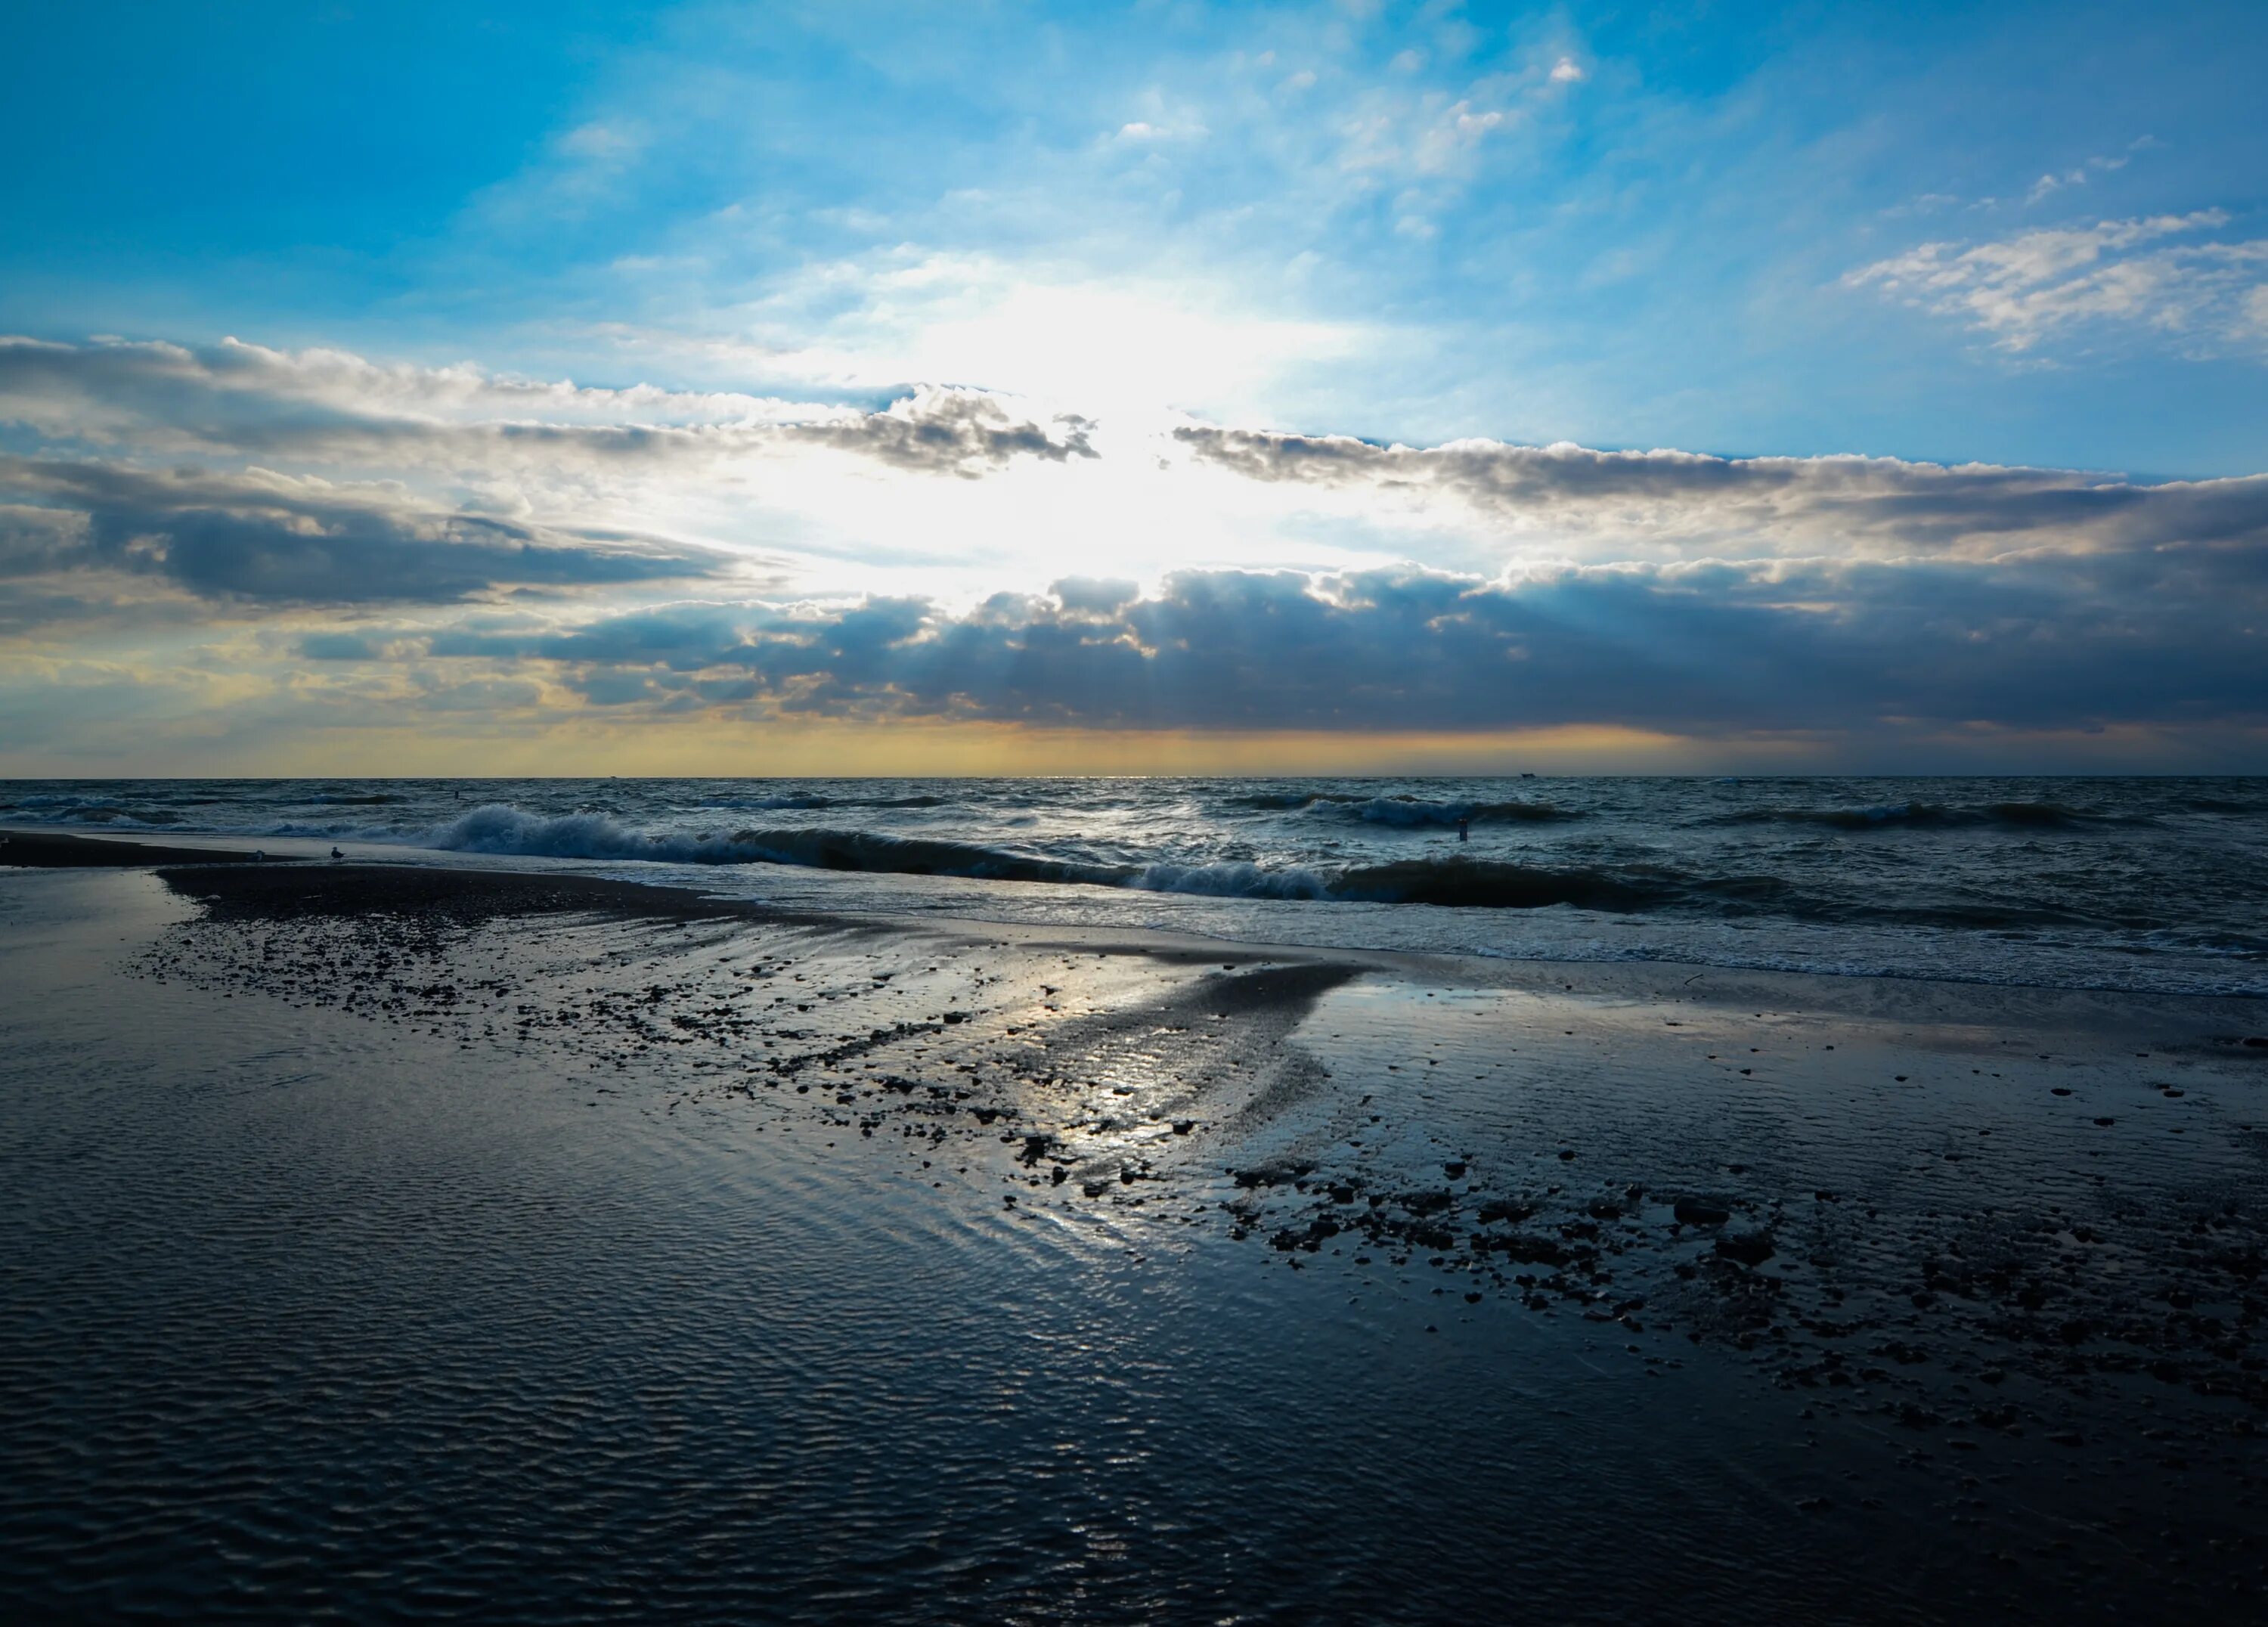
5;775;2266;993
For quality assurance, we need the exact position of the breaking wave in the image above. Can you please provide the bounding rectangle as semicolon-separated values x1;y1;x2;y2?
9;776;2264;989
429;807;1127;886
418;806;2147;928
423;806;1808;915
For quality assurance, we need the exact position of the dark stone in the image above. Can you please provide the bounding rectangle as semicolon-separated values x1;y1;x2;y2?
1715;1231;1776;1266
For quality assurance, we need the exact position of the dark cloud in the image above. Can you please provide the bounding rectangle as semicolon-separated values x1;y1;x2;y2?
375;552;2267;736
0;455;727;605
298;631;384;660
0;502;88;578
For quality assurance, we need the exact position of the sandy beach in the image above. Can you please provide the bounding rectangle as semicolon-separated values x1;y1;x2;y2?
4;839;2264;1619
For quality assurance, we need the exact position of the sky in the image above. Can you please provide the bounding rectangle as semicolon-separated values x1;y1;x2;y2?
2;0;2264;775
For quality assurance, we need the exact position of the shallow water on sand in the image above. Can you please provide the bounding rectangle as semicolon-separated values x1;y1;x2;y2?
4;869;2266;1622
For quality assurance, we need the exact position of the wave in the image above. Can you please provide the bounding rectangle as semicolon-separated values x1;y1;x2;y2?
1135;860;1330;900
1228;791;1576;826
696;792;953;811
1718;800;2098;832
1338;797;1574;828
427;807;1346;899
1325;856;1793;913
417;805;1783;913
423;810;2127;928
7;801;184;827
1227;791;1366;810
427;806;1114;884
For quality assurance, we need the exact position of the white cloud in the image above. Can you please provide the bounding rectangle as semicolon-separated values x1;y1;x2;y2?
2023;138;2151;205
2242;285;2268;341
1847;210;2268;357
1548;57;1584;84
558;122;641;162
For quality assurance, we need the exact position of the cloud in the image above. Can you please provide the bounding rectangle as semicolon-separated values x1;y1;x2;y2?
1170;421;2268;558
2024;138;2151;205
791;387;1095;475
332;541;2265;739
0;455;729;605
5;327;2263;755
0;337;1096;478
0;338;1104;618
1847;211;2268;357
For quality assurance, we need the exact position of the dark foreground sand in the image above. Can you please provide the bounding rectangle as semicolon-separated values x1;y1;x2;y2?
6;852;2268;1619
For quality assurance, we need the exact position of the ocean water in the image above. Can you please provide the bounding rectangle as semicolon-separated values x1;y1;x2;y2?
5;775;2266;995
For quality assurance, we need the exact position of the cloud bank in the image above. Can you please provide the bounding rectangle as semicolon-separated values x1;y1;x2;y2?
0;457;728;604
292;553;2263;739
0;337;1097;478
2;333;2263;764
1172;422;2268;560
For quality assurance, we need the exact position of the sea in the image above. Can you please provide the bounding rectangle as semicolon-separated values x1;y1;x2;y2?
5;775;2266;996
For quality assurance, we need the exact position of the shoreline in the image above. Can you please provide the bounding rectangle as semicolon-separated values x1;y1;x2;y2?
14;825;2268;1024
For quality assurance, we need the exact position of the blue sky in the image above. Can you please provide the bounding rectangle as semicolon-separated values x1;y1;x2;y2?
2;2;2264;773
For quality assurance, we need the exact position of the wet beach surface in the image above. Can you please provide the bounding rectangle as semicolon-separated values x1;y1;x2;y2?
5;861;2267;1620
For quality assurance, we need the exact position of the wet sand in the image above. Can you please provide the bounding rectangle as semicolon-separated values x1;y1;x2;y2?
5;859;2267;1619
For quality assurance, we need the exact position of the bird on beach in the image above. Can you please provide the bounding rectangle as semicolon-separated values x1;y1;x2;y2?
330;847;344;860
